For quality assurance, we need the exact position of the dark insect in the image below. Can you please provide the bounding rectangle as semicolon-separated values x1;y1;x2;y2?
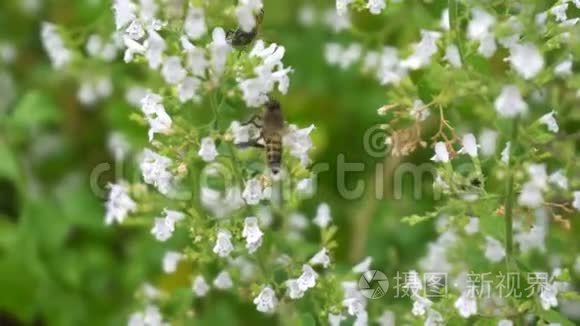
237;99;285;175
227;9;264;47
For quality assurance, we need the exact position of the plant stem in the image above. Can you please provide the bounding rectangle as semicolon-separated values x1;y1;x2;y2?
504;117;520;265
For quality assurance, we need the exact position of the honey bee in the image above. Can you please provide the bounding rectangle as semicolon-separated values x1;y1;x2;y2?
227;9;264;47
237;99;285;175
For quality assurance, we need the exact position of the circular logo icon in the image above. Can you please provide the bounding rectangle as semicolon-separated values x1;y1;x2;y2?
358;270;389;299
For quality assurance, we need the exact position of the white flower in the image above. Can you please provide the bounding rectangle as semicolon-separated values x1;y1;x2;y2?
313;203;332;228
161;56;186;85
323;9;351;33
454;290;477;318
508;43;544;80
283;124;315;166
108;132;130;161
242;217;264;253
162;251;182;273
478;34;497;58
551;3;568;22
181;37;208;77
458;133;478;157
515;226;546;254
285;279;304;299
464;217;480;235
411;295;432;316
425;309;443;326
140;91;172;142
495;85;528;118
309;247;331;268
444;44;462;68
242;178;264;205
254;286;278;313
213;271;233;289
498;320;514;326
484;236;506;263
431;142;450;163
479;129;498;156
128;305;165;326
229;120;260;144
554;56;573;77
539;111;559;133
105;183;137;225
213;229;234;257
467;8;495;41
401;30;441;70
41;23;72;69
198;137;218;162
184;6;206;40
112;0;136;30
540;282;559;310
297;264;318;291
352;256;373;273
178;77;202;103
410;99;430;121
501;141;511;164
548;170;568;190
145;29;166;70
151;217;173;241
236;0;263;32
192;275;210;297
298;5;316;27
367;0;386;15
139;149;174;195
518;181;544;208
209;27;231;77
573;192;580;211
336;0;353;16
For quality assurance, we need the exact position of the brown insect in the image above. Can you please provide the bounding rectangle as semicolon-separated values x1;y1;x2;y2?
237;99;285;175
227;9;264;47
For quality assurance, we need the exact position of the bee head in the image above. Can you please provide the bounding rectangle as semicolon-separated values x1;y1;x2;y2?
265;98;281;112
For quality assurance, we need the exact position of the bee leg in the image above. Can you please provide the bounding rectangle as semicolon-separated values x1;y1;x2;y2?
235;140;265;149
242;115;263;128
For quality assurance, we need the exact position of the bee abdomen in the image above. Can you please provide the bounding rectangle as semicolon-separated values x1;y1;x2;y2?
265;136;282;173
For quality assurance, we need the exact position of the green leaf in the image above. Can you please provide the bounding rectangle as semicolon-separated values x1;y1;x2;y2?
535;308;575;326
11;90;62;129
300;313;316;326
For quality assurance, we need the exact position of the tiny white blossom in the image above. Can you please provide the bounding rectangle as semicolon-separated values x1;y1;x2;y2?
253;286;278;313
454;290;477;318
161;56;186;85
192;275;210;297
184;6;207;40
508;43;544;80
551;3;569;22
209;27;231;77
498;320;513;326
323;9;351;33
431;142;450;163
285;279;304;299
411;295;432;316
367;0;386;15
162;251;182;273
178;77;202;103
151;218;173;241
377;310;395;326
198;137;219;162
515;225;546;254
235;0;263;32
213;271;233;289
573;192;580;211
145;29;166;70
310;247;331;268
518;181;544;208
539;111;559;133
105;183;137;225
336;0;353;16
297;264;318;291
139;148;174;195
485;236;506;263
478;34;497;58
444;44;462;68
479;129;498;156
41;23;72;69
540;282;559;310
425;309;443;326
410;99;430;121
242;178;264;205
464;217;480;235
213;229;234;257
328;313;347;326
181;37;208;77
549;170;568;190
283;124;315;166
298;5;316;27
501;141;511;164
401;30;441;70
242;217;264;253
352;256;373;273
458;133;478;157
313;203;332;228
495;85;528;118
128;305;165;326
140;92;172;142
